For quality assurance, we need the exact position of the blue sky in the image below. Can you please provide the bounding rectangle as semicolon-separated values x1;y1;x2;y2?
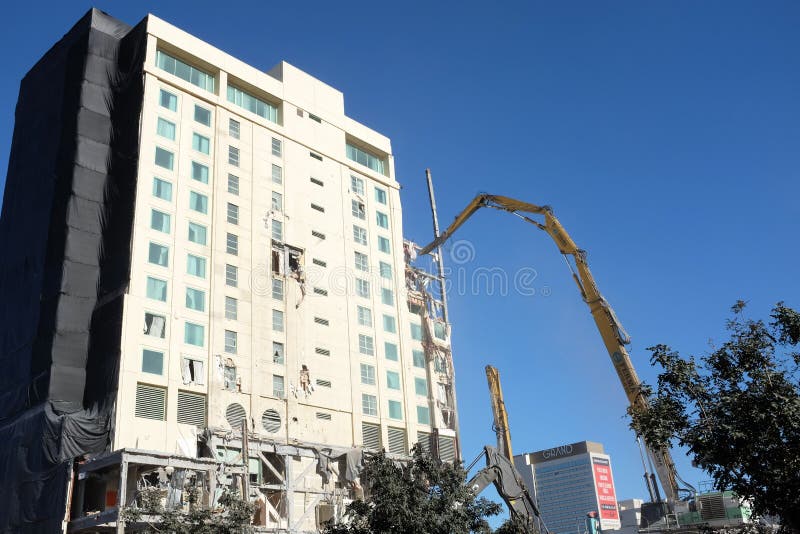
1;0;798;520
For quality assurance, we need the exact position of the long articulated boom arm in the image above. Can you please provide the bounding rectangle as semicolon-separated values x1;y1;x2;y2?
468;446;545;534
420;194;683;504
486;365;514;460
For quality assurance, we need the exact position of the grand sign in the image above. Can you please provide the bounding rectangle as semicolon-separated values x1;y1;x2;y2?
530;441;589;463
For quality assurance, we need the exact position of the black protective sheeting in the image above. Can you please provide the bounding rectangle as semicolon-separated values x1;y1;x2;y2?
0;9;146;531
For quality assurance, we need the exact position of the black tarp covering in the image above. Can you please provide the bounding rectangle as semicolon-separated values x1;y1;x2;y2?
0;9;146;531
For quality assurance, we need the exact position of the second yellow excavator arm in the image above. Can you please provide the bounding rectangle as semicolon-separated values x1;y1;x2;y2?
419;193;683;504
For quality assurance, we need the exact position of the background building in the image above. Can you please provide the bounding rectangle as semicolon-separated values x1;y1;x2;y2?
515;441;622;534
0;9;457;531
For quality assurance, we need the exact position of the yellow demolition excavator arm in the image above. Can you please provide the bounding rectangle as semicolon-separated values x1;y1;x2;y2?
419;194;686;505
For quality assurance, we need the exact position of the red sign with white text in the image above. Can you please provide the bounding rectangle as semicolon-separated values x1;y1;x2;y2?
592;456;619;520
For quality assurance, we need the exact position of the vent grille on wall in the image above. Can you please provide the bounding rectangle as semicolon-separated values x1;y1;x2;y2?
225;403;247;428
362;422;381;451
387;427;407;455
135;384;166;421
438;435;456;463
177;391;206;427
262;409;281;433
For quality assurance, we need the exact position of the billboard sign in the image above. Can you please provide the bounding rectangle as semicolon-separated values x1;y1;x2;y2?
591;455;619;522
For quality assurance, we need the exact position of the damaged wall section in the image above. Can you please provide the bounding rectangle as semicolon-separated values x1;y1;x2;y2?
403;241;460;462
0;9;146;531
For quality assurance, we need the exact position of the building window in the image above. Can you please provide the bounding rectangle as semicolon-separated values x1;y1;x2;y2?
188;222;207;245
148;243;169;267
386;371;400;390
271;220;283;241
357;306;372;327
273;375;285;398
224;362;237;391
150;209;170;233
378;236;391;254
312;258;327;267
271;138;282;157
227;84;278;123
185;287;205;312
228;146;240;167
135;383;166;421
381;288;394;306
375;187;387;205
273;341;284;364
354;251;369;272
388;400;403;420
271;164;282;184
272;278;284;300
154;147;174;170
159;89;177;111
194;105;211;126
360;363;375;385
376;212;389;229
227;203;239;225
379;261;392;279
351;175;365;195
228;174;239;195
226;233;238;255
146;277;167;302
189;191;208;214
362;394;377;416
355;278;370;298
310;177;323;186
413;350;425;368
385;342;398;361
192;133;210;155
191;162;209;184
229;118;240;139
152;177;172;201
312;230;326;240
310;203;325;213
411;323;423;341
142;349;164;375
346;142;385;174
271;191;282;212
359;334;374;356
353;225;368;246
185;255;205;279
184;322;204;347
144;312;166;338
224;330;237;354
352;200;365;220
225;264;238;287
225;296;238;320
415;377;428;396
272;309;284;332
309;151;323;161
316;378;332;388
383;314;397;333
156;117;176;140
417;406;430;425
156;50;215;92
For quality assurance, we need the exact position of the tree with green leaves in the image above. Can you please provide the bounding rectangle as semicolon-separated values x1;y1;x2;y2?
120;487;255;533
323;446;503;534
629;301;800;532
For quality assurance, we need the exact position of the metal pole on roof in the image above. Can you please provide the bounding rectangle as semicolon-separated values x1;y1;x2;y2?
425;169;449;324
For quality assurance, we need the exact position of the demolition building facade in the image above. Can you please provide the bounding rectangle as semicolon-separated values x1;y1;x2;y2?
0;9;458;532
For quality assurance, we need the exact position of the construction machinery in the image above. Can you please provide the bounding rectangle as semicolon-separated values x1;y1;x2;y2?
465;365;545;534
418;193;695;513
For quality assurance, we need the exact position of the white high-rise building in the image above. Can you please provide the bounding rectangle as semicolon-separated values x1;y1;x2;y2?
0;9;458;531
